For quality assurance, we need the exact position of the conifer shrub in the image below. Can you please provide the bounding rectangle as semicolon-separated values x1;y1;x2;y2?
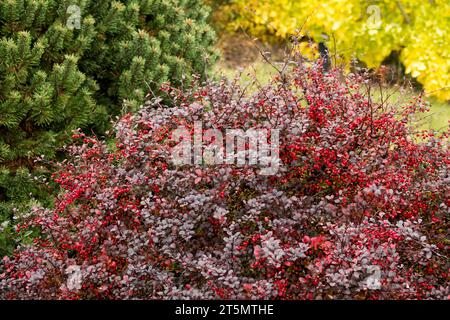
0;0;217;254
0;61;448;299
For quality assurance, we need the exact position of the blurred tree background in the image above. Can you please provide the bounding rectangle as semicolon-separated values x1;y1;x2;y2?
219;0;450;101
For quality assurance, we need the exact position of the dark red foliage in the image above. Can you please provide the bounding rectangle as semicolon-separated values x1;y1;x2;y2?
1;62;448;299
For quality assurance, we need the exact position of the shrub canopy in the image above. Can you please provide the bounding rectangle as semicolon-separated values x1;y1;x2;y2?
0;61;449;299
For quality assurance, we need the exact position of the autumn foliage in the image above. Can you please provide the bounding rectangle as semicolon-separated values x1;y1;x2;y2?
0;61;448;299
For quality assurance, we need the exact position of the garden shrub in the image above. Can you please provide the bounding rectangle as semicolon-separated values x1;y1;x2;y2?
0;60;448;299
0;0;217;255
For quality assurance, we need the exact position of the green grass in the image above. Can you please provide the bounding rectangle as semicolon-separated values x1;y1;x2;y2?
213;59;278;91
369;87;450;132
417;99;449;132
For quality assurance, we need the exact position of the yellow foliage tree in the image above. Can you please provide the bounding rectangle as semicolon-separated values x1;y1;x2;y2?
229;0;450;100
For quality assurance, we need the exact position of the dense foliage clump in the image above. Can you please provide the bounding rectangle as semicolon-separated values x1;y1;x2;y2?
0;0;217;254
0;61;448;299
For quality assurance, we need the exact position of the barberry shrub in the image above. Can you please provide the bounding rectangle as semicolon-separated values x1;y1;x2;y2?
228;0;450;101
0;0;217;255
0;61;448;299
